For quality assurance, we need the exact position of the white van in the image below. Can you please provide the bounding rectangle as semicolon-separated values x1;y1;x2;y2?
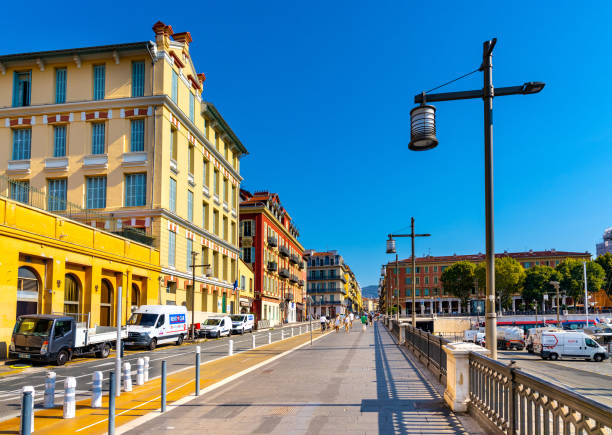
126;305;188;350
201;316;232;338
537;331;608;362
231;314;255;334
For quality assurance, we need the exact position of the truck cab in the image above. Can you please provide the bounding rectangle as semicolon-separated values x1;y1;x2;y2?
10;315;76;365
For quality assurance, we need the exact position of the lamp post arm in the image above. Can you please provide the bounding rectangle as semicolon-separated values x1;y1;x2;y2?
414;83;545;104
389;233;431;238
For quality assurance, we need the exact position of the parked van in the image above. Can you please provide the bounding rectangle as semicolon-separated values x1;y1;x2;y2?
526;327;562;353
126;305;188;350
201;316;232;338
231;314;255;334
537;331;608;362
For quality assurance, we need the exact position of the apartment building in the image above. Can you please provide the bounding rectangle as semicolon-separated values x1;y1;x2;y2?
239;190;305;326
383;250;591;315
0;21;247;322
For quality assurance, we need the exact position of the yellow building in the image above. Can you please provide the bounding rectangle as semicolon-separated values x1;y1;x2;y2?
238;258;254;313
0;21;247;322
0;193;160;357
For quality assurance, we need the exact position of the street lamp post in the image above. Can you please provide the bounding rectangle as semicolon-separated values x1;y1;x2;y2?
190;251;212;340
386;217;431;327
407;38;544;359
549;280;561;325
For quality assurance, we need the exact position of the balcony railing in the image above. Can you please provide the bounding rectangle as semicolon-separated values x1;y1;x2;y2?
267;261;278;272
299;261;305;270
289;254;300;264
284;291;294;301
267;236;278;247
279;246;290;257
298;279;305;287
309;275;343;281
279;267;291;279
290;274;299;283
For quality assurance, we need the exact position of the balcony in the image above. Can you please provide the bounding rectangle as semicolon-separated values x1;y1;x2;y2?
279;267;291;279
279;246;290;258
298;279;305;287
284;291;294;301
299;261;305;270
289;254;300;264
188;172;195;186
290;274;299;283
267;236;278;247
267;261;278;272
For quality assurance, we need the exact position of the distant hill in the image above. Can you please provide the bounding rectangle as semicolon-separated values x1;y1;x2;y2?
361;285;378;299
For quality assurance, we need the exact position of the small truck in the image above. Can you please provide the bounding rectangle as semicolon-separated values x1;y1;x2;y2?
10;314;126;365
497;326;525;350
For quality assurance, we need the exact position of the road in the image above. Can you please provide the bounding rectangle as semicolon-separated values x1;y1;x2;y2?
497;350;612;407
0;322;317;421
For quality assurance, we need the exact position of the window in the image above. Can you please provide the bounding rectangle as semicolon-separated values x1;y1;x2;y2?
415;267;421;273
202;202;208;229
64;274;80;315
54;125;67;157
223;178;228;202
425;266;429;273
168;231;176;267
416;289;420;296
441;266;448;272
231;222;236;244
13;71;31;107
405;277;411;285
189;93;195;122
223;216;228;240
203;159;209;187
415;277;420;284
424;288;429;296
55;68;67;104
93;65;105;100
17;266;39;317
171;70;178;103
169;178;177;212
91;123;105;154
434;266;438;273
187;190;193;222
187;238;193;268
12;128;31;160
47;179;67;211
434;277;438;284
10;180;29;204
213;210;219;235
86;176;107;209
213;170;219;195
100;280;113;326
406;289;411;297
188;146;194;174
125;173;146;206
425;277;429;284
405;267;411;273
242;247;255;263
170;127;177;161
131;119;144;152
524;262;531;269
242;220;253;236
132;61;145;97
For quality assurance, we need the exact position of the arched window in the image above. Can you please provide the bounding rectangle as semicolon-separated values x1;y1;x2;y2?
131;283;140;310
100;279;113;326
17;267;39;318
64;274;81;316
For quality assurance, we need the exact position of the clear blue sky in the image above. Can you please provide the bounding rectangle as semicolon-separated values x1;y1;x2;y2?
7;1;612;287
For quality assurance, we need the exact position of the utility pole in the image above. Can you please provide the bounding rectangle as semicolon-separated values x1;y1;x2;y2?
583;261;589;326
190;251;211;340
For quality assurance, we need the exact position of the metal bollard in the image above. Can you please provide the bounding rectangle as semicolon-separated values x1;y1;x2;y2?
161;360;167;412
92;371;103;408
136;358;144;386
252;334;256;349
195;346;201;396
20;386;34;435
268;332;272;344
228;339;234;356
109;371;116;435
63;377;76;419
44;371;56;409
123;362;132;392
144;356;150;382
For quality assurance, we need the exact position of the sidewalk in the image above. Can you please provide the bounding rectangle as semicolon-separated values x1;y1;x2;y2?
126;321;471;434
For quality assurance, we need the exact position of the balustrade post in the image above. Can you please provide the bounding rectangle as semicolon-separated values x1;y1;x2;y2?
508;361;517;435
442;342;490;412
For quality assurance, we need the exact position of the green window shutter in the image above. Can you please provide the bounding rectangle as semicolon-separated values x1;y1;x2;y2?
130;119;144;152
55;68;67;103
132;61;145;97
93;65;105;100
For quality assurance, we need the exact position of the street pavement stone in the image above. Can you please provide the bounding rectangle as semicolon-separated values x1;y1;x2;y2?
126;321;474;434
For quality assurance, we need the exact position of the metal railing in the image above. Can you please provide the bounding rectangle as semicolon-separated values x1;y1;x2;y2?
469;352;612;434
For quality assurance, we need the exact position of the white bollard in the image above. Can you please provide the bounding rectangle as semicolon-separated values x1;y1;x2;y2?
136;358;144;385
43;372;56;409
252;334;256;349
281;329;285;340
228;339;234;356
91;371;103;408
63;377;76;419
144;356;150;382
268;332;272;344
123;362;132;392
299;326;302;334
21;385;35;433
291;328;294;337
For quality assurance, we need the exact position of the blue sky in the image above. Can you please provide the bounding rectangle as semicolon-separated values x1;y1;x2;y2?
7;1;612;287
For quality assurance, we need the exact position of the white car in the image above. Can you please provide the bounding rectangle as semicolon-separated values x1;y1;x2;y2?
201;316;232;338
230;314;254;334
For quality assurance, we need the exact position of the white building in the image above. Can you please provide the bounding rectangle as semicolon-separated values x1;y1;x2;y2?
596;228;612;256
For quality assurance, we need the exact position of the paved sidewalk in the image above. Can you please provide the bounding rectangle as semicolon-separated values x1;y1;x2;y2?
127;321;470;434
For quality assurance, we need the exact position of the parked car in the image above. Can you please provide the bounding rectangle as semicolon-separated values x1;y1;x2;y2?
230;314;254;334
536;331;608;362
126;305;188;350
201;316;232;338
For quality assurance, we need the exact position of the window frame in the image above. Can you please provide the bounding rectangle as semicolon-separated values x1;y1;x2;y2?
124;173;147;207
93;64;106;100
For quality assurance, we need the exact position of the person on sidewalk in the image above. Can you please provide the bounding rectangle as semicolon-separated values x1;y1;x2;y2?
344;314;350;333
334;315;341;333
320;315;327;331
361;313;367;332
368;313;373;326
349;312;354;328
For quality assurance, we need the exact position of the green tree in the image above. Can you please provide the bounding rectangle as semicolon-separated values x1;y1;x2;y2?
473;257;525;309
440;261;476;310
595;253;612;296
555;259;605;302
522;265;560;305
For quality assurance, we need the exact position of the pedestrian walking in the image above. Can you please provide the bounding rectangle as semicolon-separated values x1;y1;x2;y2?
349;312;354;328
361;313;367;332
344;314;350;333
334;315;341;333
368;313;373;326
320;315;327;331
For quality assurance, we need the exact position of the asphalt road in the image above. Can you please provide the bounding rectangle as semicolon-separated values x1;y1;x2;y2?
497;350;612;408
0;322;318;421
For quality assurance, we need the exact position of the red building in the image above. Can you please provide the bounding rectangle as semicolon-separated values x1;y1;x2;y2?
239;190;305;326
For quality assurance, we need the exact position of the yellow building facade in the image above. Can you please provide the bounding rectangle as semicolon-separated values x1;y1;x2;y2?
0;195;160;357
238;259;255;313
0;21;247;322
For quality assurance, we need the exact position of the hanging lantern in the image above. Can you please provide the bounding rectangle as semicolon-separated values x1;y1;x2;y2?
204;266;213;277
386;238;396;254
408;104;438;151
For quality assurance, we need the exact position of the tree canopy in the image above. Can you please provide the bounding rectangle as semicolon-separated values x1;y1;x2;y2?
595;253;612;296
521;265;560;305
473;257;525;309
440;261;475;309
555;259;605;301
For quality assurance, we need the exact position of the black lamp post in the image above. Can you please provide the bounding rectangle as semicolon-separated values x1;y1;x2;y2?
190;251;212;340
408;38;544;359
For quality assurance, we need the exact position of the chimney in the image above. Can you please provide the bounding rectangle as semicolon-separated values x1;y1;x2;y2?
172;32;192;53
152;21;173;51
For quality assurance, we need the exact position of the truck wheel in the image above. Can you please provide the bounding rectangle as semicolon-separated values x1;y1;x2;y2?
594;353;604;362
149;338;157;351
176;335;184;346
96;344;111;358
550;353;559;361
56;350;69;366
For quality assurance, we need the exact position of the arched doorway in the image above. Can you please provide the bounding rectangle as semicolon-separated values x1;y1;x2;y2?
100;279;113;326
131;283;140;311
17;267;40;318
64;274;81;317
